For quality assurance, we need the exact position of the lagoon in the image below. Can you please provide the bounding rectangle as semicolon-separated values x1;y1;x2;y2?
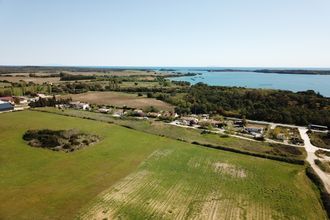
172;70;330;97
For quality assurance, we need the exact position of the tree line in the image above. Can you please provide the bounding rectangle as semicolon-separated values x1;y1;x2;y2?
159;83;330;127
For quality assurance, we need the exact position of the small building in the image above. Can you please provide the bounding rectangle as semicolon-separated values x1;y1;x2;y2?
15;96;29;105
147;112;161;118
0;101;14;112
308;124;328;131
133;109;145;117
201;114;210;119
276;133;286;141
98;107;111;114
112;109;124;117
244;127;264;134
233;120;244;128
36;93;52;99
0;96;15;105
69;101;90;111
207;119;225;128
180;117;199;126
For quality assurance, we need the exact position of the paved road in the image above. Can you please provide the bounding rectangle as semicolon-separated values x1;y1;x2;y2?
298;128;330;192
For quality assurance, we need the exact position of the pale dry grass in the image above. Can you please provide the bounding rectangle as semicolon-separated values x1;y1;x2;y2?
78;151;282;220
63;91;175;112
0;76;61;84
213;162;247;178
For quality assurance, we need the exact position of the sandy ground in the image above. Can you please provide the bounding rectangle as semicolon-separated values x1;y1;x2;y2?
63;91;175;112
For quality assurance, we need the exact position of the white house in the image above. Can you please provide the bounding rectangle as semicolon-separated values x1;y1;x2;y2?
69;101;90;110
98;107;111;113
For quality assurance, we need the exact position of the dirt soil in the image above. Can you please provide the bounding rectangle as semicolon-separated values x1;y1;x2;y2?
63;91;175;112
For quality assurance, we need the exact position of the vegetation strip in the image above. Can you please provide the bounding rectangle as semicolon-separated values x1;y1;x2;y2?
191;142;305;165
305;165;330;218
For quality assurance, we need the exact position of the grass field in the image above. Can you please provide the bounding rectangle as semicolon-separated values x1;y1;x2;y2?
0;111;165;219
0;111;326;219
309;132;330;149
62;91;175;112
0;85;49;96
0;70;166;83
39;108;307;160
0;76;61;84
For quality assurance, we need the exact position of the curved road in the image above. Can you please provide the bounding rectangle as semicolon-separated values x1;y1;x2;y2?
298;128;330;192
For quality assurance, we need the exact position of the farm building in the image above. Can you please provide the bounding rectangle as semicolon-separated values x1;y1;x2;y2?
308;124;328;131
0;101;14;112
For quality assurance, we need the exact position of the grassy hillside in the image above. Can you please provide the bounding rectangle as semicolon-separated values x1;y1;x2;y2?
0;111;327;219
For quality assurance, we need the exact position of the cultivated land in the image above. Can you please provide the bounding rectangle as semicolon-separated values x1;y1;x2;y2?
0;76;62;84
62;91;175;112
0;69;169;84
0;111;326;219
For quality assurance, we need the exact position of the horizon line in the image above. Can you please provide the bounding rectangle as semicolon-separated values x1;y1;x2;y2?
0;65;330;69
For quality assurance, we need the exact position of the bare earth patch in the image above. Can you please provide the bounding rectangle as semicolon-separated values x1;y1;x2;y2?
62;91;174;112
213;162;247;178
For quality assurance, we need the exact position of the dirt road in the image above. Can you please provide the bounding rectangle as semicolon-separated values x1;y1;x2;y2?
299;128;330;192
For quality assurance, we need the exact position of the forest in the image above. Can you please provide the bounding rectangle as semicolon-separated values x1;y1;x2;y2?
162;83;330;127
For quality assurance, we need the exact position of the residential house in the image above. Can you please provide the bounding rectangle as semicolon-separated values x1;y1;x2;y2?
133;109;145;117
98;107;111;114
276;133;286;141
245;127;264;134
147;112;161;118
0;96;15;105
180;117;199;126
233;120;244;128
69;101;90;110
112;109;124;117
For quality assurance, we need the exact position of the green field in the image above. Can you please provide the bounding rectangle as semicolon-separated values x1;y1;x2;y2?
0;111;327;219
38;108;306;160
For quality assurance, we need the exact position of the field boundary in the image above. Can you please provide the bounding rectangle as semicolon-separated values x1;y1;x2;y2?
191;141;305;165
306;165;330;218
32;108;305;165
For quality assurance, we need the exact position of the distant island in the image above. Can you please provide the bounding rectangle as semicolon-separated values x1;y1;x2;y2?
207;69;330;75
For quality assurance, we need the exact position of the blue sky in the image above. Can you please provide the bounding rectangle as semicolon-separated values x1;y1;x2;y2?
0;0;329;67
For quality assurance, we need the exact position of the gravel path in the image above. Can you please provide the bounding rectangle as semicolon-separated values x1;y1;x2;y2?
299;128;330;192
